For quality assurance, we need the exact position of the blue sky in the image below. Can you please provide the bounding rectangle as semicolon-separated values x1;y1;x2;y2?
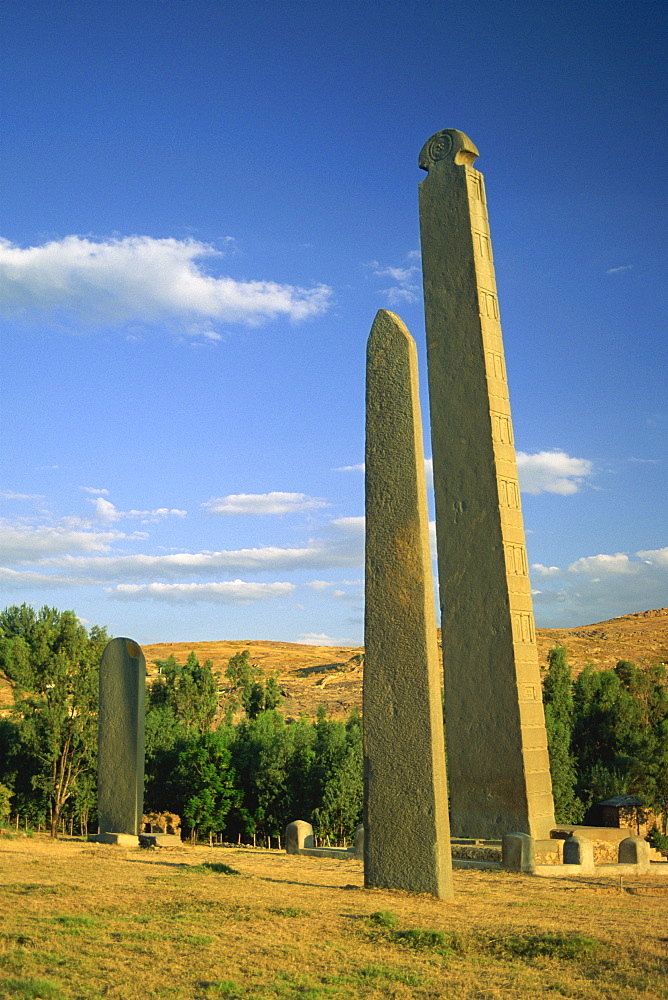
1;0;666;646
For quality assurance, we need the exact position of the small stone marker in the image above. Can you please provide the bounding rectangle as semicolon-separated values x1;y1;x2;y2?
502;832;534;873
418;129;555;840
364;308;453;900
285;820;314;854
97;638;146;838
619;836;650;867
563;835;595;871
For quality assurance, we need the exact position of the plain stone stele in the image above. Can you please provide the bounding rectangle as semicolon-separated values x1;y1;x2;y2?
418;129;555;840
97;637;146;838
364;308;454;900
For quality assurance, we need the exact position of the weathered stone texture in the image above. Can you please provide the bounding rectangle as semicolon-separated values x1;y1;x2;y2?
563;835;595;870
418;129;555;840
97;638;146;836
364;308;453;899
619;836;650;867
285;820;314;854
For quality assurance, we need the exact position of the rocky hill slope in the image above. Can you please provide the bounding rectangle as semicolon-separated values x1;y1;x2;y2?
142;607;668;721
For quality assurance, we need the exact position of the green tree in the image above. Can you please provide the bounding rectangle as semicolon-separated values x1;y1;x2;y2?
172;729;237;843
0;782;12;826
151;652;218;734
310;706;363;843
224;650;263;716
228;710;291;842
0;604;109;837
542;646;582;823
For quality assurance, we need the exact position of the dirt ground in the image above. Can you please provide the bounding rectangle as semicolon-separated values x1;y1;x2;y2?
1;835;668;999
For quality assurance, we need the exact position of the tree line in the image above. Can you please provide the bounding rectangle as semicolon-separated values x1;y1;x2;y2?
0;605;362;844
2;603;667;843
544;645;668;832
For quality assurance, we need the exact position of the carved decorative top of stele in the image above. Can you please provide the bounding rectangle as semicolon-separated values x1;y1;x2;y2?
419;128;479;172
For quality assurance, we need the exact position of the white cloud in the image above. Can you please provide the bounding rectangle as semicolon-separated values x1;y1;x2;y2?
0;521;125;563
0;235;332;334
368;255;421;305
306;580;332;591
80;486;109;495
109;580;294;604
531;545;668;626
203;492;329;516
568;553;637;575
0;567;84;589
296;633;343;645
606;265;634;274
8;513;364;582
637;546;668;566
531;563;561;577
90;498;187;523
516;450;594;495
334;463;364;473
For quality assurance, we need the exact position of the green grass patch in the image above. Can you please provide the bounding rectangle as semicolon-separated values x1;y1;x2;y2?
489;931;600;961
49;914;98;928
367;910;397;929
356;964;423;987
200;982;244;998
183;862;240;876
393;928;456;955
0;978;65;1000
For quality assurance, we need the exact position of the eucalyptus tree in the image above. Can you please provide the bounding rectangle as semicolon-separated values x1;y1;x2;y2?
0;604;109;836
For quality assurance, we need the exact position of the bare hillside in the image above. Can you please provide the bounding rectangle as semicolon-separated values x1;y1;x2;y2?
142;607;668;720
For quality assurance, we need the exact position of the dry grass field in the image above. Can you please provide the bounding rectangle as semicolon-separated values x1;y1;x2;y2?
1;835;668;1000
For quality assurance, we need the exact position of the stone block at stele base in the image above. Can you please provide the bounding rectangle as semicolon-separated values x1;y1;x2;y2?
91;832;139;847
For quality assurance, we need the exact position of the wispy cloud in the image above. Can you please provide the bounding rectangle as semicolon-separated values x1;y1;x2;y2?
606;265;634;274
109;580;295;604
1;491;45;500
0;235;332;335
516;450;594;495
80;486;109;495
89;498;187;524
203;492;329;516
0;514;364;585
296;632;345;646
531;563;561;577
0;521;126;562
367;254;421;305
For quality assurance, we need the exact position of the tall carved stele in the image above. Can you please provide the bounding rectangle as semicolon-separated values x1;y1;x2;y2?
98;637;146;836
418;129;555;840
364;308;453;899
